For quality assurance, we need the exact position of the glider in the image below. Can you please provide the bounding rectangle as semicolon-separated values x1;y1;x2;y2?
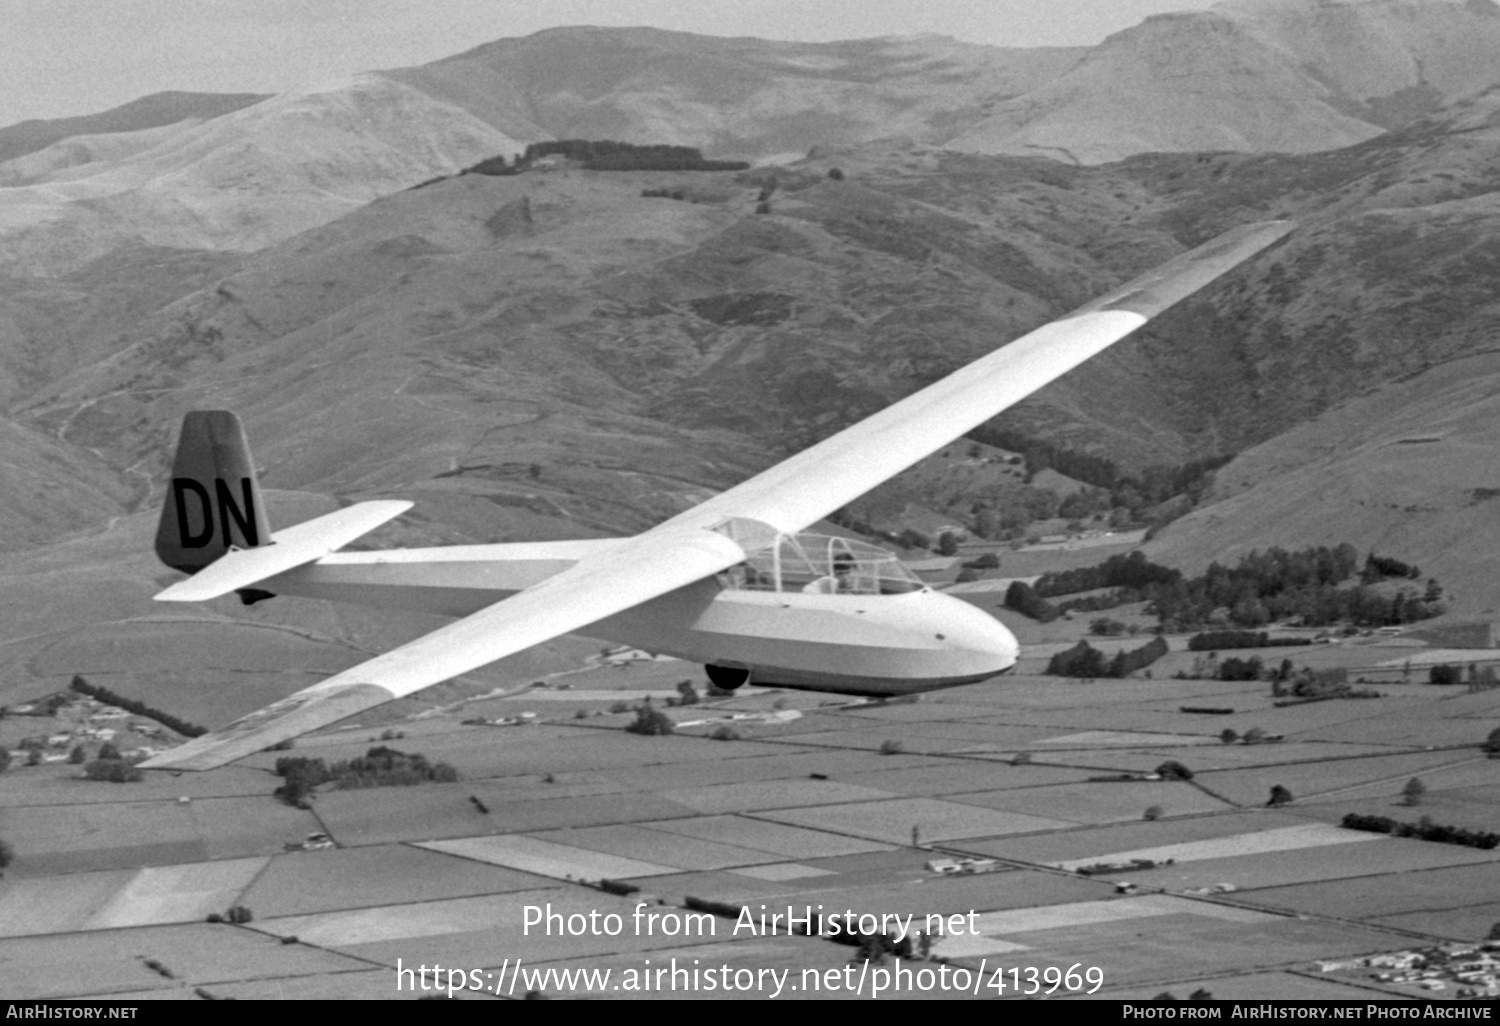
141;220;1293;770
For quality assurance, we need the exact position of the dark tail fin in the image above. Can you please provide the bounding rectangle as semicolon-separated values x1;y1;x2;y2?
154;411;273;574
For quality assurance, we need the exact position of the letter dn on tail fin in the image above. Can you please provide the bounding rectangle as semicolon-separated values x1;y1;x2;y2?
154;411;272;574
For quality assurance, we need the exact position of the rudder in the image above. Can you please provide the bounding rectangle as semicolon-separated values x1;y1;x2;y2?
155;411;273;574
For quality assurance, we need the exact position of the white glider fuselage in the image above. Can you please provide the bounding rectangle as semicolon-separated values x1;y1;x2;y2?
258;543;1018;695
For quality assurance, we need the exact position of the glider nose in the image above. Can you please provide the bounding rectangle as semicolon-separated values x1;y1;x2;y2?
931;591;1019;674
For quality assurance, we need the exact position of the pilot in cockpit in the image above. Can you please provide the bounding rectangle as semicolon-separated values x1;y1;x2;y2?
803;553;855;594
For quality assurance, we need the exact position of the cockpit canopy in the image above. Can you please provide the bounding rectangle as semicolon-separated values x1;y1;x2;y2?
715;531;925;595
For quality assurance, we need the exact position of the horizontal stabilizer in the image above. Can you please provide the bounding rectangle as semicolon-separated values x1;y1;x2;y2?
154;500;413;602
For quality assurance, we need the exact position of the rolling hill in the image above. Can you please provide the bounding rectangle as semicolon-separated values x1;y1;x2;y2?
4;2;1499;275
4;0;1500;711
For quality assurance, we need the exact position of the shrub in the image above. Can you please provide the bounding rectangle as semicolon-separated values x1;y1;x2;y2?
1267;785;1293;806
1005;581;1057;622
68;745;86;764
1342;812;1498;849
84;759;143;783
0;838;13;870
1486;726;1500;757
1219;729;1239;744
609;701;631;714
1155;761;1193;781
1143;806;1164;821
827;168;844;181
1188;631;1308;651
275;749;454;798
1430;664;1461;685
675;681;700;706
879;740;904;755
1402;777;1426;806
1048;637;1168;678
625;703;675;736
1217;656;1263;681
710;725;741;741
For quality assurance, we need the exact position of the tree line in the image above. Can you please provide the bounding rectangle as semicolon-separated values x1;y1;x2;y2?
1342;812;1498;850
68;675;206;738
1046;637;1169;678
273;747;458;806
1149;544;1443;630
966;426;1231;510
1005;544;1444;632
466;140;751;176
1187;631;1311;651
1035;551;1181;597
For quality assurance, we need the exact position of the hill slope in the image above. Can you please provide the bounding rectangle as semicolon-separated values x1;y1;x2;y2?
951;0;1500;163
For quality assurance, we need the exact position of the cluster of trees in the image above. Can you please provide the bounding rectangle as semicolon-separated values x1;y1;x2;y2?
824;509;916;551
1045;637;1169;678
1004;581;1057;621
332;747;458;789
829;507;1436;640
84;742;144;782
272;747;458;805
68;675;206;738
626;702;675;736
1272;664;1378;700
1146;545;1443;630
1035;551;1181;598
468;141;751;175
1187;631;1310;651
968;486;1065;539
664;681;699;707
1341;813;1499;850
966;427;1231;512
1361;553;1422;582
1215;656;1264;681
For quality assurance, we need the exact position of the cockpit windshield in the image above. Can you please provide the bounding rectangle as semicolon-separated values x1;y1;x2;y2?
714;532;925;595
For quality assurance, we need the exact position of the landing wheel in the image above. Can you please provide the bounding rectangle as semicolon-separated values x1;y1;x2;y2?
704;664;751;691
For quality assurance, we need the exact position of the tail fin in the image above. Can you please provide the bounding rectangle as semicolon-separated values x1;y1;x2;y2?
154;411;273;575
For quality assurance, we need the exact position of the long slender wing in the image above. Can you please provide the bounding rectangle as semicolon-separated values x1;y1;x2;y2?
656;220;1295;535
141;525;745;770
142;220;1291;770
